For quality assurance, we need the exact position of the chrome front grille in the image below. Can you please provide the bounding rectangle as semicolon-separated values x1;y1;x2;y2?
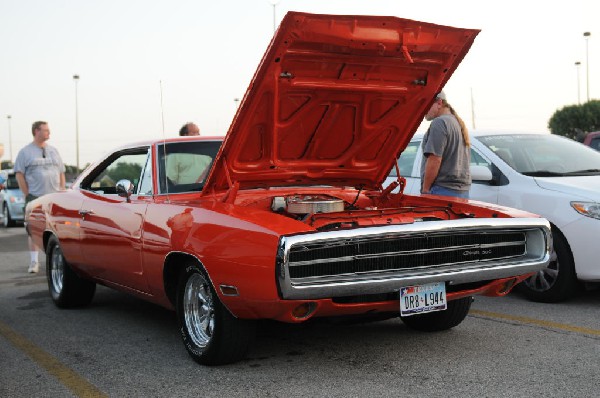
277;218;551;300
288;231;526;278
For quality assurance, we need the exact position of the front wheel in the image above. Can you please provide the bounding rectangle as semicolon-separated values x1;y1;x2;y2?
176;263;256;365
46;235;96;308
401;296;472;332
519;228;579;303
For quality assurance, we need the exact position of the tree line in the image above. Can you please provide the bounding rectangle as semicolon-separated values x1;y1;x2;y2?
549;100;600;141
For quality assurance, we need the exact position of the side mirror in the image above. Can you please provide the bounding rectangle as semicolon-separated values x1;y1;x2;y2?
116;179;134;202
471;165;493;182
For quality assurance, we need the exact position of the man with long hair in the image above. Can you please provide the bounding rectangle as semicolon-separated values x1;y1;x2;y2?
420;91;471;198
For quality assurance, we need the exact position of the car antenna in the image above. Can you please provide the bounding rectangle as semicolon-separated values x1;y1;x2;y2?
160;80;170;201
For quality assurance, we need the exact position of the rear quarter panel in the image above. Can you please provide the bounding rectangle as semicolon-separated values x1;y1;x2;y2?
27;191;86;268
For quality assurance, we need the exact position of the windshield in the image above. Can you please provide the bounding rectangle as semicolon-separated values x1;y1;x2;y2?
477;134;600;176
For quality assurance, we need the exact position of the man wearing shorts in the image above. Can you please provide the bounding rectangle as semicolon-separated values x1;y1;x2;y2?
14;121;65;273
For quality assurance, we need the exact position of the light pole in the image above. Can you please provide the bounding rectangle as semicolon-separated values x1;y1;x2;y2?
584;32;591;102
73;74;80;171
268;0;280;33
575;61;582;104
6;115;12;163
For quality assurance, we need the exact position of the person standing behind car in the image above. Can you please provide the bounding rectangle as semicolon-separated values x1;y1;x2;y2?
14;121;66;273
179;122;200;136
420;91;471;198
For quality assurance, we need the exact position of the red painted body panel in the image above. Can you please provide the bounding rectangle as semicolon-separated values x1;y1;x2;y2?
27;179;539;316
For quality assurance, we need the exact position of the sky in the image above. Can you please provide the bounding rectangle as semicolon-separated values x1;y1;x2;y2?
1;0;599;167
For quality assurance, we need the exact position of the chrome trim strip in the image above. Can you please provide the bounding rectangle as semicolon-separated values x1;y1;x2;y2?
288;241;526;267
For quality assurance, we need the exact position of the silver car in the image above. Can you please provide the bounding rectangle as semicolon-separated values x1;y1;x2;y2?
0;170;25;227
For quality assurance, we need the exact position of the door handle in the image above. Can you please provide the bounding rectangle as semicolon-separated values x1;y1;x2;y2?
78;209;94;219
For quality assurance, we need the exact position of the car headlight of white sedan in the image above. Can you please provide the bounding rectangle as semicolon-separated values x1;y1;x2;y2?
9;196;25;204
571;202;600;220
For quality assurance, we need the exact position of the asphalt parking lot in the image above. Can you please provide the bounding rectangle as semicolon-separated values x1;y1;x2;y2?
1;226;600;398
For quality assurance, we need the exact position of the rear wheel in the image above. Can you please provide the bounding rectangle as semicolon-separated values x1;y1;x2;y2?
401;296;472;332
176;263;256;365
46;235;96;308
520;228;579;303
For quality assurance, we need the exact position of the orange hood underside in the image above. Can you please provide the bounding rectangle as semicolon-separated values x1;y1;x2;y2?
204;12;479;193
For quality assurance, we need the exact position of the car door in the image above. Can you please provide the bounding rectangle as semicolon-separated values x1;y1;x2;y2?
78;148;151;292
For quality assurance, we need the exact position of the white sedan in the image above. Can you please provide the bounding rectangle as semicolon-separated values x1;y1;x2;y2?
386;130;600;302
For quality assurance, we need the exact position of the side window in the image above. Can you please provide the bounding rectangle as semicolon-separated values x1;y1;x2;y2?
6;174;19;189
591;137;600;151
471;147;509;186
389;141;420;178
137;154;153;195
470;148;492;169
81;149;149;195
158;140;222;194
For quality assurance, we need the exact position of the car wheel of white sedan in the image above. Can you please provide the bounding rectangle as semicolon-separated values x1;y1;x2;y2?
2;204;15;228
176;263;256;365
519;228;580;303
400;296;472;332
46;235;96;308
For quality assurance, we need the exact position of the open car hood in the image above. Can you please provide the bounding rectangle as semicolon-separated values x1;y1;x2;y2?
204;12;479;193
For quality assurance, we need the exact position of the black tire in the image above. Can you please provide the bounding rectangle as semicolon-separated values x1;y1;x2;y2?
401;296;472;332
3;204;16;228
176;262;256;365
46;235;96;308
519;228;580;303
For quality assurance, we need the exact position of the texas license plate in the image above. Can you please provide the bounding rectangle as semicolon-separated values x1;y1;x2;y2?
400;282;447;316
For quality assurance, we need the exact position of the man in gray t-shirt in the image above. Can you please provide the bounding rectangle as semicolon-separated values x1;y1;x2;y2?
420;91;471;198
14;121;65;273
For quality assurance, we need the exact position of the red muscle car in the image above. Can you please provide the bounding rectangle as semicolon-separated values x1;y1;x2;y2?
26;12;551;365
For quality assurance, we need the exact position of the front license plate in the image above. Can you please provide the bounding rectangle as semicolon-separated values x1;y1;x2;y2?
400;282;447;317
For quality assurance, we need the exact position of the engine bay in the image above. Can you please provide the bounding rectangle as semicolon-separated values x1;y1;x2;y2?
265;192;481;231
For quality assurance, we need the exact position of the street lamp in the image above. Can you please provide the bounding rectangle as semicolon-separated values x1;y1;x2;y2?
73;74;80;171
267;0;280;33
584;32;591;102
575;61;582;104
6;115;12;162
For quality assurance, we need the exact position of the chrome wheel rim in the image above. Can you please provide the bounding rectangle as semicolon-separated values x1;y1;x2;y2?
184;272;215;348
2;206;7;227
524;247;558;292
50;245;65;294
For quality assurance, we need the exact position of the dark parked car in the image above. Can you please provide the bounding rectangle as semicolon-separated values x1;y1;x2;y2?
583;131;600;151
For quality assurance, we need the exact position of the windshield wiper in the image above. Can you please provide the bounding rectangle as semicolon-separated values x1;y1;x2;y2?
523;169;600;177
563;169;600;175
522;171;567;177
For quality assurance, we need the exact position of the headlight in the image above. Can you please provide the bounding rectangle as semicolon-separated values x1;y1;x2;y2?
10;196;25;204
571;202;600;220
